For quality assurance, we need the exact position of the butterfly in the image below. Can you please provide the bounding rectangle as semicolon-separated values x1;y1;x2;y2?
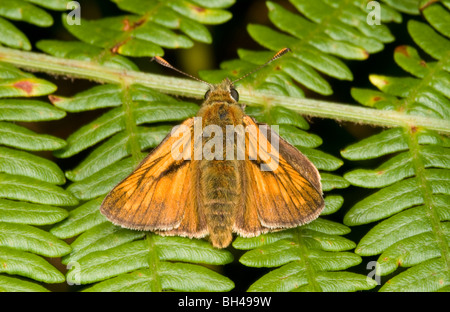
100;48;324;248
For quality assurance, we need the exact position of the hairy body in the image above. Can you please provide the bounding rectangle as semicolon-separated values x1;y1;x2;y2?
195;81;245;247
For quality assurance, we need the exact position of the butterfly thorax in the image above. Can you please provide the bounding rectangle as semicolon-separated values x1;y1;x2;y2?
194;79;245;248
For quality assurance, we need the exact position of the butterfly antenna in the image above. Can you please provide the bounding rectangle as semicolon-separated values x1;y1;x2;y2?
152;56;213;87
231;48;291;84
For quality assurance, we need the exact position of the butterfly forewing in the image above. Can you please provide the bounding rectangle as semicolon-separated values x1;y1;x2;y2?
100;118;205;234
233;115;324;236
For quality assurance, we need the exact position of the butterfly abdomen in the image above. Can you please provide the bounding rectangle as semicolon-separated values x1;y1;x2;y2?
199;159;241;248
197;102;244;248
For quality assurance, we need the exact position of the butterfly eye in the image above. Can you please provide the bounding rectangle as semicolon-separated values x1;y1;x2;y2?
204;90;211;99
230;88;239;102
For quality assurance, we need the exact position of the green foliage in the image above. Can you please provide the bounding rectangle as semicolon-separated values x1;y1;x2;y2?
0;0;69;50
200;0;396;96
0;63;73;291
238;105;365;291
342;8;450;291
62;0;233;58
0;0;448;293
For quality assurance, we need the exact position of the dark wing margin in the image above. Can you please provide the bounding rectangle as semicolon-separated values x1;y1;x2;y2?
234;115;324;236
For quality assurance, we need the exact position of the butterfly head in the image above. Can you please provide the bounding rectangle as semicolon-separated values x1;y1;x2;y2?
204;78;239;104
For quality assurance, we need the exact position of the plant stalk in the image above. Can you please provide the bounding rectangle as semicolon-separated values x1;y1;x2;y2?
0;47;449;134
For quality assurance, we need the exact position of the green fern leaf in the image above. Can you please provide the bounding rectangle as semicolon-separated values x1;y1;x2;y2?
380;257;449;292
200;0;396;96
240;244;375;291
61;0;233;58
84;262;234;292
381;0;420;15
0;147;65;184
50;197;107;239
0;78;56;98
342;6;450;291
321;195;344;215
66;158;136;201
49;84;174;112
376;222;450;275
0;122;65;151
65;234;234;291
234;221;373;292
0;173;78;206
0;99;65;121
0;222;70;257
37;40;139;70
0;16;30;49
0;275;50;292
354;198;448;256
422;3;450;37
24;0;70;11
344;145;449;188
61;222;144;265
345;169;450;225
0;246;65;283
0;0;68;50
52;95;198;158
0;64;72;290
0;0;53;27
0;199;68;225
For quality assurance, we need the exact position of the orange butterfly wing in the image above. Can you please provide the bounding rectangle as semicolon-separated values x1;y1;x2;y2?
100;118;207;238
234;115;324;237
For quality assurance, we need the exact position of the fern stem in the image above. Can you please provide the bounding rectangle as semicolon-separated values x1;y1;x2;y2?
296;228;323;291
406;126;450;275
145;233;162;292
120;81;144;166
0;47;449;134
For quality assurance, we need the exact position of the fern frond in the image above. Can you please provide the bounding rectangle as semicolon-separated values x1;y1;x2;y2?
221;100;366;292
37;40;139;70
60;0;233;58
52;200;235;291
200;0;397;97
380;0;420;15
66;234;234;291
342;3;450;291
232;193;372;292
0;63;74;290
0;0;69;50
52;85;198;159
233;223;376;292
